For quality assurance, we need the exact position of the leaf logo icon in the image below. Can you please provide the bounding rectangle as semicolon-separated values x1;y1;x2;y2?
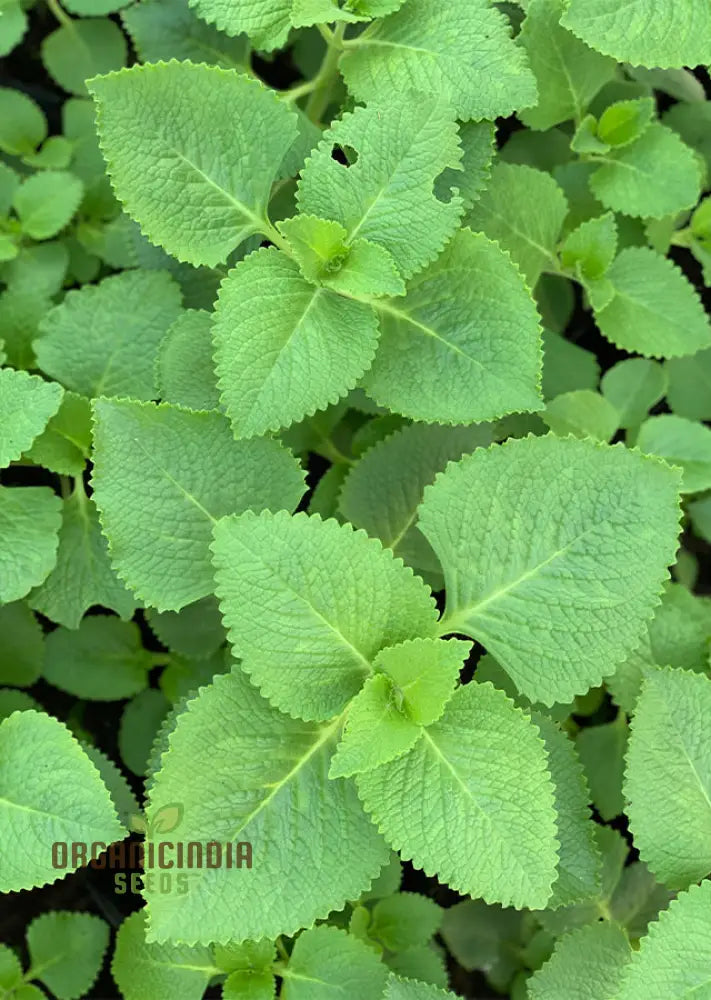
148;802;184;836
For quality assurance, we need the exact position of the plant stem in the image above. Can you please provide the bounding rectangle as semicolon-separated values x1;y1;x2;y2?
305;22;346;125
46;0;72;28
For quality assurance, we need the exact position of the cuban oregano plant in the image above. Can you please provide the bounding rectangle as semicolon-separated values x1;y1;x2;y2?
2;0;711;997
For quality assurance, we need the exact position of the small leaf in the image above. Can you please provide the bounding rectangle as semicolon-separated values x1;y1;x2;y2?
637;414;711;494
26;912;109;1000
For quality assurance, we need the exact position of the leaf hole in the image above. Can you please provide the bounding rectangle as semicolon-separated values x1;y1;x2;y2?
331;144;359;167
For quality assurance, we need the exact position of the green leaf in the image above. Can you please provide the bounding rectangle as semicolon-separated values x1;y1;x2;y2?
211;510;438;720
121;0;249;67
370;892;442;952
13;171;84;240
0;942;22;991
542;389;619;441
0;709;125;891
357;683;557;908
282;926;388;999
362;229;543;423
0;0;27;57
187;0;290;50
42;19;127;97
0;601;43;688
441;899;525;989
575;714;628;823
594;248;711;358
222;970;274;999
516;0;616;131
625;667;711;889
374;637;470;728
615;881;711;999
26;912;109;1000
466;162;568;286
297;98;463;281
146;597;224;659
0;689;41;721
664;100;711;182
384;975;457;1000
0;87;46;155
43;615;151;700
89;63;298;266
419;435;681;706
338;0;537;121
156;310;220;412
91;398;305;611
144;668;388;943
527;921;631;1000
111;910;218;1000
597;98;655;148
600;359;667;430
561;0;711;69
434;121;495;211
24;391;92;477
213;247;380;438
23;135;74;170
80;742;140;828
637;414;711;494
541;330;600;400
0;367;63;469
531;713;601;909
36;270;183;399
329;673;422;779
0;486;62;603
339;422;493;580
590;125;701;220
29;487;136;628
385;947;448;990
119;687;170;776
560;213;617;281
665;349;711;422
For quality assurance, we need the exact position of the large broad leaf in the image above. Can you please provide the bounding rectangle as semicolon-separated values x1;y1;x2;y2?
281;926;388;999
210;510;439;720
0;486;61;603
187;0;290;50
361;229;543;424
357;683;558;909
121;0;250;68
0;367;63;469
616;881;711;999
339;0;537;122
0;710;125;892
26;912;110;1000
213;247;380;438
88;63;298;266
561;0;711;69
296;98;464;282
625;667;711;890
527;921;631;1000
418;435;681;706
144;669;389;943
91;399;305;611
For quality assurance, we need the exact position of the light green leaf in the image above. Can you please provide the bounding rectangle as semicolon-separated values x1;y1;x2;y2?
329;672;421;779
146;597;224;659
374;637;470;726
597;98;656;148
43;616;150;700
542;389;619;441
29;487;136;628
42;19;127;97
689;494;711;545
384;947;447;989
0;87;46;155
384;974;457;999
112;910;218;1000
0;367;63;469
370;892;442;952
144;668;388;943
466;162;568;286
0;601;43;689
222;970;274;999
339;422;493;579
615;881;711;999
664;101;711;181
338;0;537;121
434;121;495;211
576;713;628;822
666;349;711;422
0;709;125;891
357;682;558;908
213;247;380;438
517;0;616;131
541;330;600;400
590;125;701;220
637;414;711;494
527;921;631;1000
419;435;681;706
297;98;463;281
0;486;62;603
26;912;109;1000
156;310;220;412
560;213;617;281
362;229;543;423
625;667;711;889
91;398;306;611
187;0;290;50
0;942;22;991
211;510;438;720
601;359;667;430
89;63;298;266
24;391;92;477
0;0;27;57
532;713;601;909
80;742;140;828
13;172;84;241
561;0;711;69
282;926;387;999
594;248;711;358
36;270;183;399
121;0;249;67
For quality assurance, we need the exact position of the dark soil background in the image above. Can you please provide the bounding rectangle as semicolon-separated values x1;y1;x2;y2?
2;12;710;997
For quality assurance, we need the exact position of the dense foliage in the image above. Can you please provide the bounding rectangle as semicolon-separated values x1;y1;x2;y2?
1;0;711;997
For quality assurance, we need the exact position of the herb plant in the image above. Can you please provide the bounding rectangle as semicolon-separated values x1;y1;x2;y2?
1;0;711;997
